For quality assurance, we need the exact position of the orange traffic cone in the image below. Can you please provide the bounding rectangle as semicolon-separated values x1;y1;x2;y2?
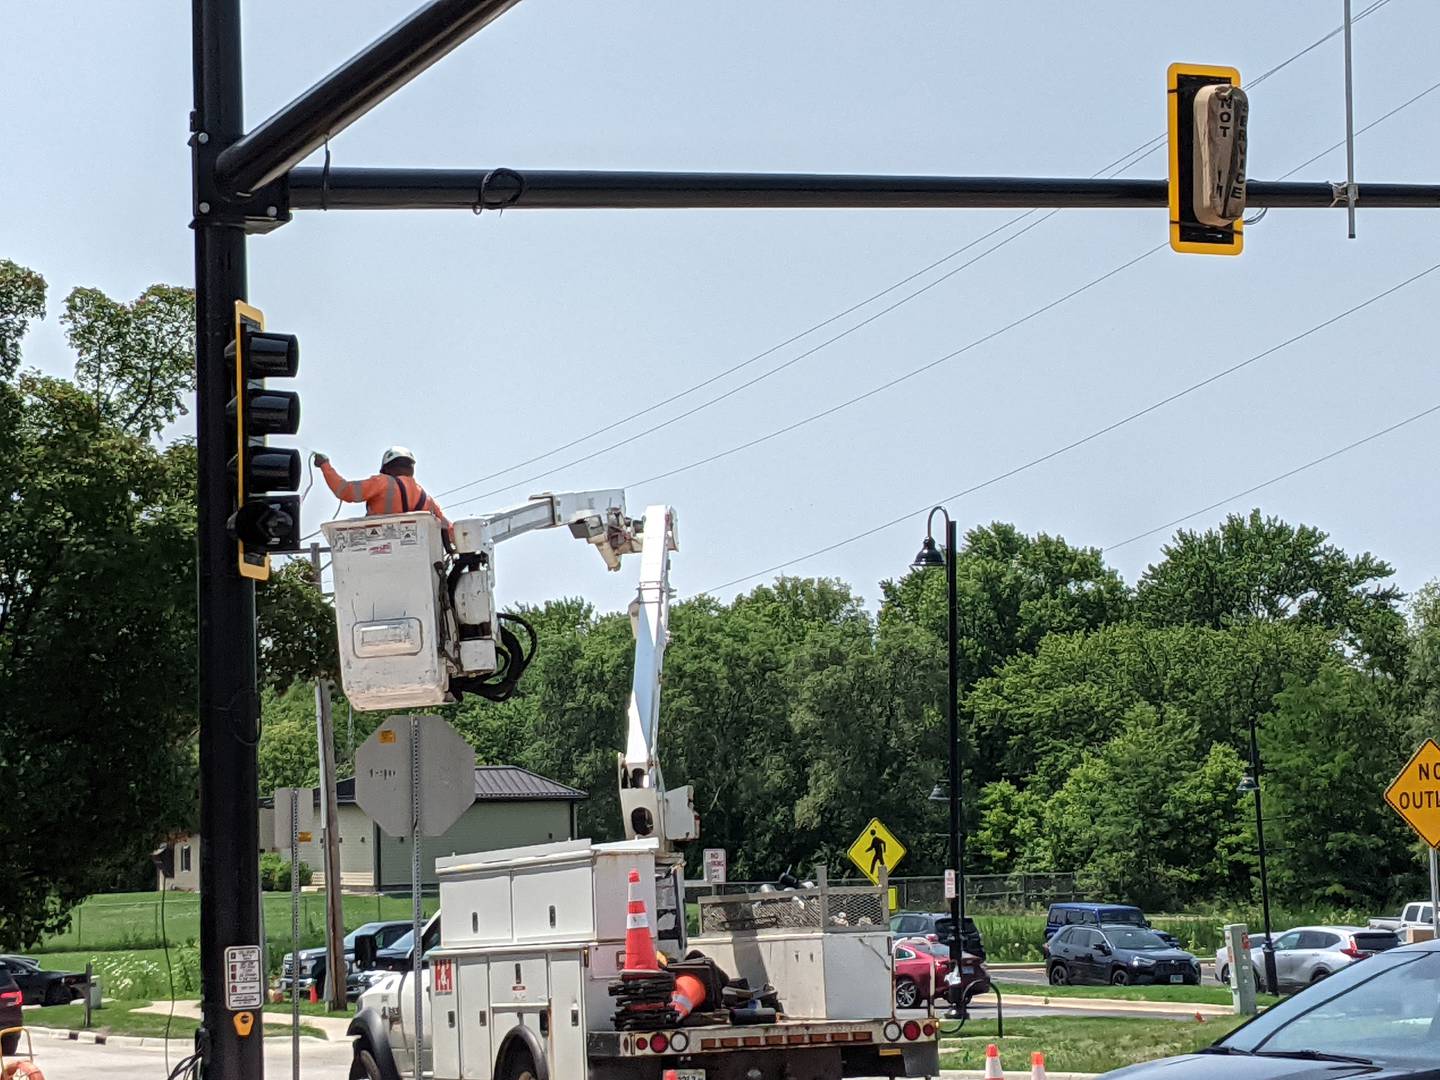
1030;1051;1047;1079
623;869;660;973
671;972;707;1019
984;1042;1004;1079
308;981;319;1004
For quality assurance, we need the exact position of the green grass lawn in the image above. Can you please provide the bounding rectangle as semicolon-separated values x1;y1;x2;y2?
30;1000;325;1040
34;890;438;954
939;1015;1249;1074
993;979;1281;1007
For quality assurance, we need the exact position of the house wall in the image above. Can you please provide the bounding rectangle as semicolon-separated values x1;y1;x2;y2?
375;801;575;889
297;805;376;889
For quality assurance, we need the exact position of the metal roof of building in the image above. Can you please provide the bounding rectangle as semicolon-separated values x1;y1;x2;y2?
331;765;586;806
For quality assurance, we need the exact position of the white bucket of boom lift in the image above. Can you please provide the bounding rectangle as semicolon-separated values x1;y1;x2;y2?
323;514;452;710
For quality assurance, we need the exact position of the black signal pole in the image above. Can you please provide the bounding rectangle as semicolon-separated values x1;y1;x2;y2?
192;2;261;1078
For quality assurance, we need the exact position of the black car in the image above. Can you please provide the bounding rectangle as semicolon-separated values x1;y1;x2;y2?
0;955;84;1007
280;920;411;992
889;911;986;961
1101;938;1440;1078
372;915;442;973
0;972;22;1055
1045;923;1201;986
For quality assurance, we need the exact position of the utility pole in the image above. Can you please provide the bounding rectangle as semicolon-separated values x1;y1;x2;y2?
192;1;261;1076
311;542;347;1011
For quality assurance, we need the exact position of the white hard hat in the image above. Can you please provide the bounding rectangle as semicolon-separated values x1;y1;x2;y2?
381;445;416;468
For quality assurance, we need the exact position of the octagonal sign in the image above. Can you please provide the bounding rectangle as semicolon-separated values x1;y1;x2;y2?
354;715;476;839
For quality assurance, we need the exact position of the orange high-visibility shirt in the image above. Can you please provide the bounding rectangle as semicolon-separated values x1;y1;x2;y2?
320;462;452;533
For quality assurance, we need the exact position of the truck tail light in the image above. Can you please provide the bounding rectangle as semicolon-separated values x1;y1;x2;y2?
650;1033;669;1053
901;1021;921;1041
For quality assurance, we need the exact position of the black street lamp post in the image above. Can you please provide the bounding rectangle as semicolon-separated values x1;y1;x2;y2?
912;508;964;1018
1239;711;1278;994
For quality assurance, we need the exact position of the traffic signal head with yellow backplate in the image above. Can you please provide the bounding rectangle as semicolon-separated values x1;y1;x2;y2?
226;301;302;580
1168;63;1248;255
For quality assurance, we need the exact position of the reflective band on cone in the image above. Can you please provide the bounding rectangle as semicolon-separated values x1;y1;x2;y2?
671;972;707;1019
623;868;660;973
984;1042;1004;1079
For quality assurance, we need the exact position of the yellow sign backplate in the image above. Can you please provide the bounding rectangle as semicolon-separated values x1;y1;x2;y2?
1167;62;1243;256
847;816;907;885
1385;738;1440;848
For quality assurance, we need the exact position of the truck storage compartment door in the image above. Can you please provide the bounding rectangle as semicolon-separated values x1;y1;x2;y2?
458;957;492;1080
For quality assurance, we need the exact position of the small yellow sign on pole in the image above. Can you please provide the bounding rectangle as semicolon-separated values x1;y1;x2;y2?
847;817;907;886
1384;739;1440;847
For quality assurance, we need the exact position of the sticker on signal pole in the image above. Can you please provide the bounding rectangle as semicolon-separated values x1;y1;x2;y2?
847;817;907;885
224;945;263;1010
944;869;957;900
1385;738;1440;847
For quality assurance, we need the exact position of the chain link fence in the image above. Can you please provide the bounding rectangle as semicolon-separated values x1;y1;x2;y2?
686;872;1077;913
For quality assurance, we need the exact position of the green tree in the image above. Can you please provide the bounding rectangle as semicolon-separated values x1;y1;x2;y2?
1261;662;1417;906
1040;705;1248;908
0;261;200;946
1137;509;1406;673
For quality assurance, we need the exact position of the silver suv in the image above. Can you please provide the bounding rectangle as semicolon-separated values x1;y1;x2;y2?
1216;925;1400;992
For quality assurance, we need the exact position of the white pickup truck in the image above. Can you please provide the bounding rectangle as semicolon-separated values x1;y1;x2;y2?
1368;901;1436;933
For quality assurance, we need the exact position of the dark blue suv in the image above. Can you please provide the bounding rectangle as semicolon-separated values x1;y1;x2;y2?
1044;902;1177;945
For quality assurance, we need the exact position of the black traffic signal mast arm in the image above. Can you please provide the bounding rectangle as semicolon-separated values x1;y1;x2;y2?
283;168;1440;212
193;2;1440;1079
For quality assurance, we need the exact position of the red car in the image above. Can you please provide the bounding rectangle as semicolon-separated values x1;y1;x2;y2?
893;937;991;1008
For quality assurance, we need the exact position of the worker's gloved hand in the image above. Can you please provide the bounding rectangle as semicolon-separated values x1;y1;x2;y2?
311;451;329;466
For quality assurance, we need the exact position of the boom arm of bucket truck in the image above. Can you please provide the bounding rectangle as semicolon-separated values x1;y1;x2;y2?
617;505;698;852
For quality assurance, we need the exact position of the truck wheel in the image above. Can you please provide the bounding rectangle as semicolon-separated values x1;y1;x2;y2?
349;1050;382;1080
1218;964;1230;986
499;1045;539;1080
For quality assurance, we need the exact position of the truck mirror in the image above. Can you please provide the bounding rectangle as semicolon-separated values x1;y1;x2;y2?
353;933;378;971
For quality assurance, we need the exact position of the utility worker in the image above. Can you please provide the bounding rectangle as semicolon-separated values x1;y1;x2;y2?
312;446;453;537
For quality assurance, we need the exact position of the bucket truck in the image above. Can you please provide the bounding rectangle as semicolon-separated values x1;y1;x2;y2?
324;494;939;1080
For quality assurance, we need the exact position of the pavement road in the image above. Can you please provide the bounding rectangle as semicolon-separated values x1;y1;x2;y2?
994;963;1226;987
24;1034;353;1080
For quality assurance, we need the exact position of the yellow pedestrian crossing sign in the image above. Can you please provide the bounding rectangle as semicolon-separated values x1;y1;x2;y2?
847;817;906;885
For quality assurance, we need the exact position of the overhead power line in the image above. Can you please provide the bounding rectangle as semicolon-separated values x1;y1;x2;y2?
432;4;1394;507
1101;402;1440;553
697;256;1440;595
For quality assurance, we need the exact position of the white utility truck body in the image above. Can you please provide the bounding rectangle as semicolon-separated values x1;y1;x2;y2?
329;493;938;1079
358;839;936;1080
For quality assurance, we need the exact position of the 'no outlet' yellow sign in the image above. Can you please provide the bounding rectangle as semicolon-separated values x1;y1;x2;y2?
1385;739;1440;848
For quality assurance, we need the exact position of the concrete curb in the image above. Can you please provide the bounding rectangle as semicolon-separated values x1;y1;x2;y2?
996;993;1232;1017
942;1072;1097;1079
23;1024;325;1048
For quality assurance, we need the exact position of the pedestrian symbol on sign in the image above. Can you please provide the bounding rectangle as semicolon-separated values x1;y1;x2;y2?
846;817;906;885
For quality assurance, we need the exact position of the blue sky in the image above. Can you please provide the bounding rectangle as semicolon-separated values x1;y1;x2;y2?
6;1;1439;615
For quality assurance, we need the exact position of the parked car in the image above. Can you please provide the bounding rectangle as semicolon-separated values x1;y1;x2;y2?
1215;926;1400;992
372;914;442;973
0;973;22;1055
1099;938;1440;1078
893;938;991;1008
1044;903;1178;945
0;956;84;1006
279;920;411;993
1368;901;1435;934
889;911;986;960
1045;923;1201;986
